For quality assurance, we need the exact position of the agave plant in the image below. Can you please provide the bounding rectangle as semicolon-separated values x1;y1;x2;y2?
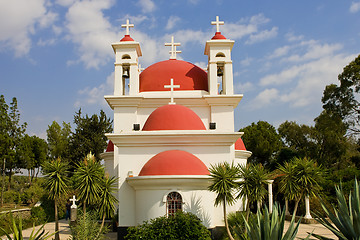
0;214;55;240
313;179;360;240
239;203;310;240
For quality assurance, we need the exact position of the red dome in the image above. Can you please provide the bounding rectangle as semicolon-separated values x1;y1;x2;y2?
120;35;134;41
139;60;208;92
235;138;246;151
142;104;206;131
106;141;114;152
211;32;227;40
139;150;209;176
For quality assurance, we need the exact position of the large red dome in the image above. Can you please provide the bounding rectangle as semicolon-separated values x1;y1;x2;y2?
142;104;206;131
139;150;209;176
139;60;208;92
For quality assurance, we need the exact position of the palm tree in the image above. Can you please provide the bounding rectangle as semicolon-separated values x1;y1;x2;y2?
98;175;118;233
238;163;269;221
278;157;322;217
42;158;69;240
208;162;239;240
74;152;104;215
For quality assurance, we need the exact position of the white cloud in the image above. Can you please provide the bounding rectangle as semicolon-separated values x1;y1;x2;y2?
166;16;181;30
245;26;278;45
0;0;57;56
350;1;360;13
251;88;279;109
260;65;302;86
138;0;156;13
64;0;118;69
235;82;254;93
285;32;304;42
240;57;253;66
75;72;114;108
268;46;290;59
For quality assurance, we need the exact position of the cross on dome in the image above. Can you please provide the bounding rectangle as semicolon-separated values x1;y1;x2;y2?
164;78;180;105
138;64;144;73
121;19;134;35
165;36;181;59
211;16;224;33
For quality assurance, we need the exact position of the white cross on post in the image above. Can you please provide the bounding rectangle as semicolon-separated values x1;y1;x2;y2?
211;16;224;33
121;19;134;35
165;36;181;59
70;195;77;209
164;78;180;105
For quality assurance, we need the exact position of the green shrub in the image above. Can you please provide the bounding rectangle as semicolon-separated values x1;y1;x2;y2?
22;184;45;205
70;210;108;240
125;211;211;240
30;206;47;225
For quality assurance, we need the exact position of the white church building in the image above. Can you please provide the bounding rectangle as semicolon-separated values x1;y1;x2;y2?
101;16;252;239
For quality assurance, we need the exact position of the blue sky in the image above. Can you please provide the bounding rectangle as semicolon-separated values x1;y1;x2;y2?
1;0;360;139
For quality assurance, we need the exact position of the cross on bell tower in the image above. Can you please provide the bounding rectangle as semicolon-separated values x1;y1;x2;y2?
122;19;134;36
211;16;224;33
165;36;181;59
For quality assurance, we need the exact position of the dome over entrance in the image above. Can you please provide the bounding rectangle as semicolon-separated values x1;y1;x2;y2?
142;104;206;131
139;60;208;92
139;150;209;176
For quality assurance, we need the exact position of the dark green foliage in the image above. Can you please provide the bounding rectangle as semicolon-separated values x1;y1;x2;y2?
46;121;71;161
322;54;360;136
125;211;211;240
69;109;112;166
240;121;282;167
227;211;247;238
30;206;47;225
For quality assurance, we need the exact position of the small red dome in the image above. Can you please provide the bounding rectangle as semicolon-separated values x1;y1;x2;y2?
139;60;208;92
139;150;209;176
235;138;246;151
106;141;114;152
120;35;134;41
142;105;206;131
211;32;227;40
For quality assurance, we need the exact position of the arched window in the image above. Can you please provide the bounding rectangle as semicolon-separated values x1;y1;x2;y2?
122;54;131;59
216;52;225;57
166;192;182;216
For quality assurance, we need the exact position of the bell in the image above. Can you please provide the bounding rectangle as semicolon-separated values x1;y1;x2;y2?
217;67;223;77
122;69;130;78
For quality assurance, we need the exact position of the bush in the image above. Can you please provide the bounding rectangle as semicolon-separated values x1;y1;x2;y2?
22;184;45;205
125;211;211;240
70;210;108;240
31;206;47;225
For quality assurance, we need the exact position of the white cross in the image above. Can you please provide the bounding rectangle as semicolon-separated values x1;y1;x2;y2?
121;19;134;35
70;195;77;208
211;16;224;33
164;78;180;105
165;36;181;59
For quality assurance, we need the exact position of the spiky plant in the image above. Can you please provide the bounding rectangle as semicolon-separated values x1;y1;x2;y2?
240;203;309;240
0;214;55;240
313;179;360;240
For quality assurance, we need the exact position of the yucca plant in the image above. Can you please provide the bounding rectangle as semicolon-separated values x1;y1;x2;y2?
0;214;55;240
313;179;360;240
239;203;309;240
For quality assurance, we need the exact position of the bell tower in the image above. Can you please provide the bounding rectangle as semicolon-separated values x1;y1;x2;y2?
204;16;234;95
112;19;142;96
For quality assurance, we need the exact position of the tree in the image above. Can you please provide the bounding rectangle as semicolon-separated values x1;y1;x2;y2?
240;121;282;167
0;96;26;190
42;158;69;240
47;121;71;160
208;162;239;240
322;54;360;136
237;163;269;221
73;152;104;214
69;109;112;166
18;135;48;184
278;157;323;217
98;175;118;233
